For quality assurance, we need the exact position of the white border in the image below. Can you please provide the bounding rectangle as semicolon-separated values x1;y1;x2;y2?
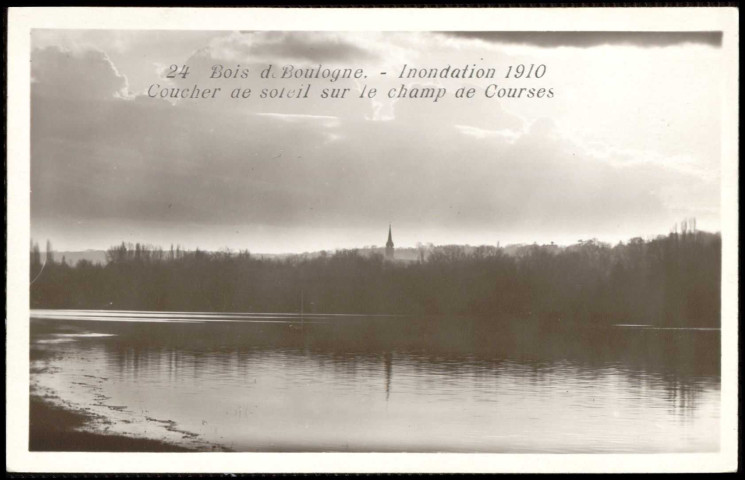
6;7;739;473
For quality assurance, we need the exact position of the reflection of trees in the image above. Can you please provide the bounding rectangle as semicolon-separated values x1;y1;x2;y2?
384;352;392;401
30;231;721;330
663;377;710;417
31;312;719;413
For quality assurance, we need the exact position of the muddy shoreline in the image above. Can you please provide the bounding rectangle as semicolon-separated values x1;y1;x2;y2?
29;395;193;452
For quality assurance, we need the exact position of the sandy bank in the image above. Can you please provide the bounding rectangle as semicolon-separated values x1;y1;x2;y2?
29;395;193;452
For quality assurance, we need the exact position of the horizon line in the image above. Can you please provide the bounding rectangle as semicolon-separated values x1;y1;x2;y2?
33;228;720;255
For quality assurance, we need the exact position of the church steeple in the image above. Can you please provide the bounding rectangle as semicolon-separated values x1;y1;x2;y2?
385;224;394;260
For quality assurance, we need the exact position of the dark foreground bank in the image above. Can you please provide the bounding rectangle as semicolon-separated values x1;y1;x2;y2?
29;395;192;452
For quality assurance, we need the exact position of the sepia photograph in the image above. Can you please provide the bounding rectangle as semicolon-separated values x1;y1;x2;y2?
6;7;739;474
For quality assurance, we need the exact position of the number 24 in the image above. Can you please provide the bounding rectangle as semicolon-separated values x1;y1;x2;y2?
166;64;190;79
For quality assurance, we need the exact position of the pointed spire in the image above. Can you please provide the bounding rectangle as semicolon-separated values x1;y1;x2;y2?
385;224;395;260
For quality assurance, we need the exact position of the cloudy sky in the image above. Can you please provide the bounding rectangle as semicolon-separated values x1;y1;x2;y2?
30;30;723;252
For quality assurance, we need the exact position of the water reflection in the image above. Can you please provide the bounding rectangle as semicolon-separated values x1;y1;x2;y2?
30;311;720;452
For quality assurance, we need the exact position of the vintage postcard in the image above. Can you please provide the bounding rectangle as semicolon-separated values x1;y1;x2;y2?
6;6;738;473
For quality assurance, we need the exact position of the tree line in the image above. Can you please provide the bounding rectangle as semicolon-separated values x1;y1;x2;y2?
30;229;720;327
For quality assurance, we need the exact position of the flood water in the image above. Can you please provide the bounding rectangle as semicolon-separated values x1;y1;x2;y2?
30;309;720;452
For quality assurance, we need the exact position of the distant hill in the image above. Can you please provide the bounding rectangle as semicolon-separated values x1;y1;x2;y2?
248;247;422;262
55;250;108;266
51;244;537;266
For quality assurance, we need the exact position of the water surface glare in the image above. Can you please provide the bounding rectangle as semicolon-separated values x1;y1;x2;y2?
30;309;720;452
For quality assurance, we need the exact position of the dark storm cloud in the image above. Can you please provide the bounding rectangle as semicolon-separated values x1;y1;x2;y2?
233;31;378;62
30;85;673;234
29;36;721;250
443;31;722;48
